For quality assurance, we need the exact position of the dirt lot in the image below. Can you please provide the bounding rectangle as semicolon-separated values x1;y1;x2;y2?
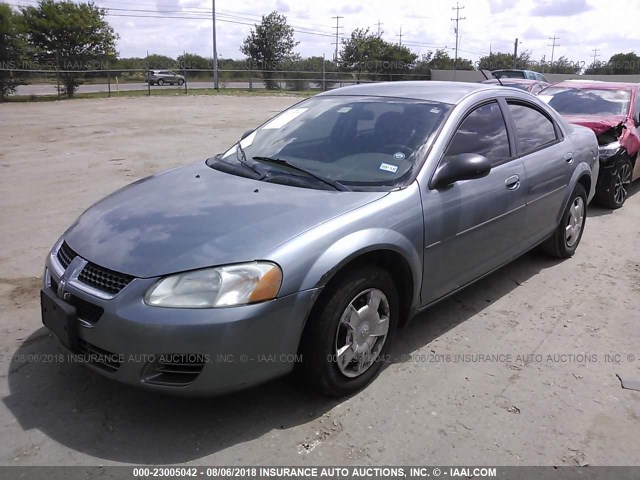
1;95;639;467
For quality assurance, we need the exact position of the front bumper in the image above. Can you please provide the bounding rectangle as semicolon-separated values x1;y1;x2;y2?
43;254;319;396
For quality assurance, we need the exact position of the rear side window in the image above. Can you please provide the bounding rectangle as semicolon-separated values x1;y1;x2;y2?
507;102;558;155
444;101;510;165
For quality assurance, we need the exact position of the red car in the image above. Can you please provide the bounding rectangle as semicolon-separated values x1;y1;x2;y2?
539;81;640;208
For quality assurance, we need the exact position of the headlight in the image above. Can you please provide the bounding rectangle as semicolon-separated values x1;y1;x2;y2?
144;262;282;308
598;141;621;160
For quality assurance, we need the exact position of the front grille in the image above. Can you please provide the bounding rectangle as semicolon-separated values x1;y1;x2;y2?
77;339;122;373
56;241;77;270
78;263;134;295
68;295;104;325
143;354;207;387
49;278;104;324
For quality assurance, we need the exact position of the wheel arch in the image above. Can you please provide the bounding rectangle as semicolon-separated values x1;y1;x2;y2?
299;234;421;332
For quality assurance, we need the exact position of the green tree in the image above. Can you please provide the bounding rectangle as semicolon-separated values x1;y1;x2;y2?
0;4;27;101
340;28;418;82
585;51;640;75
543;55;582;74
478;51;532;70
241;11;299;89
145;53;176;69
176;52;210;71
21;0;118;97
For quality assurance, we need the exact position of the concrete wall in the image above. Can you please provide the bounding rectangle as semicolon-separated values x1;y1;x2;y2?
431;69;640;84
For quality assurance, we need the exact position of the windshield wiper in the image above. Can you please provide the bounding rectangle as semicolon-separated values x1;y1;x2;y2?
252;156;351;192
236;141;267;178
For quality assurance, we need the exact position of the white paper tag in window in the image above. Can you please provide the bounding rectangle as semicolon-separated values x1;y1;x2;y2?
379;163;398;173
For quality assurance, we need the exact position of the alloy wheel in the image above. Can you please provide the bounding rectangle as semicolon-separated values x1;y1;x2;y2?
334;288;390;378
565;196;585;247
614;163;632;206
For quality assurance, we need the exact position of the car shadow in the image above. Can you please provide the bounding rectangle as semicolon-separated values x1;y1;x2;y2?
4;250;562;464
587;181;640;217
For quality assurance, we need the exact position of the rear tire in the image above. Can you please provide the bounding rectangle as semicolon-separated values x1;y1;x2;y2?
595;157;632;209
178;79;184;86
542;184;587;258
157;79;165;86
299;265;399;397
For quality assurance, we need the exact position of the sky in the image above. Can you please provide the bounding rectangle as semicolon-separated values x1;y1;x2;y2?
10;0;640;67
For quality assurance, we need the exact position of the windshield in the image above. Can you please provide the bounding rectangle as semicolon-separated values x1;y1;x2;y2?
540;87;631;116
209;95;452;190
494;71;526;79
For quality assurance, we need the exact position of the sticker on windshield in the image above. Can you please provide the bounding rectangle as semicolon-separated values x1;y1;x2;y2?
393;152;406;160
262;108;308;129
430;107;441;113
379;163;399;173
337;107;352;113
538;95;553;104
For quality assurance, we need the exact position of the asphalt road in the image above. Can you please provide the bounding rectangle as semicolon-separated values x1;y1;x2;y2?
13;81;262;96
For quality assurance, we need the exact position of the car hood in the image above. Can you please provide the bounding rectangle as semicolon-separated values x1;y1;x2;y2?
64;161;387;278
563;114;626;136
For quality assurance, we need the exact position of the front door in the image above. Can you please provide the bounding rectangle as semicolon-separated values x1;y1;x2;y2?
420;100;527;305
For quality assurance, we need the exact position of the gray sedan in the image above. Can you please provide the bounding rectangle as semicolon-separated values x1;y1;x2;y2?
41;82;599;396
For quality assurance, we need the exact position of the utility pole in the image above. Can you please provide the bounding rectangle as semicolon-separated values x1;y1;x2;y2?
376;20;383;36
212;0;218;89
548;35;559;70
451;2;466;72
591;48;600;67
332;16;344;63
396;26;403;46
512;38;519;69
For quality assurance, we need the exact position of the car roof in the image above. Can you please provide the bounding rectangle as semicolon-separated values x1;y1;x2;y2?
318;81;493;104
546;80;639;90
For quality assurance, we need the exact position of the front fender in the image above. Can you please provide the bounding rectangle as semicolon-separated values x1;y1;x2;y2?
300;229;422;304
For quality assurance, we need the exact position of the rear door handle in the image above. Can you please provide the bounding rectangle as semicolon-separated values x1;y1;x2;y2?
564;153;574;163
505;174;520;190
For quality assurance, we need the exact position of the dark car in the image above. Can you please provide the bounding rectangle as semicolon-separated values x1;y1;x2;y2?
481;78;549;95
145;69;185;86
492;69;550;83
539;80;640;208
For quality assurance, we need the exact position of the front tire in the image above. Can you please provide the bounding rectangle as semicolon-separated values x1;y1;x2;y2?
542;183;587;258
595;157;633;209
299;266;399;397
157;79;165;86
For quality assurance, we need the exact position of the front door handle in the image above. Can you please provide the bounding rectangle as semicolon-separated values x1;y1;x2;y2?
564;153;574;163
505;174;520;190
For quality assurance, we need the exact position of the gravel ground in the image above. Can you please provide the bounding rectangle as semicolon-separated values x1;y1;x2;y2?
1;95;639;467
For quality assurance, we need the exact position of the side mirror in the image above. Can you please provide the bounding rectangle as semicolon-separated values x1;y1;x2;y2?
634;113;640;128
432;153;492;189
241;129;254;140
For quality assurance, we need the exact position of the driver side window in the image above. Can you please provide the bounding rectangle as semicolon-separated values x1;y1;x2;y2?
444;101;511;166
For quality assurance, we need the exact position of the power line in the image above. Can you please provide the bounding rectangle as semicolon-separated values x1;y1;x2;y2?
451;2;466;71
211;0;218;89
332;16;344;62
548;35;560;65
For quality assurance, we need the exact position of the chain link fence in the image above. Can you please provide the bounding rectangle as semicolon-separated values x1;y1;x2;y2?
1;57;431;100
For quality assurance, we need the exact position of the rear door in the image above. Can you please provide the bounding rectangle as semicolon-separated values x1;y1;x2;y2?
505;100;570;245
421;100;527;304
